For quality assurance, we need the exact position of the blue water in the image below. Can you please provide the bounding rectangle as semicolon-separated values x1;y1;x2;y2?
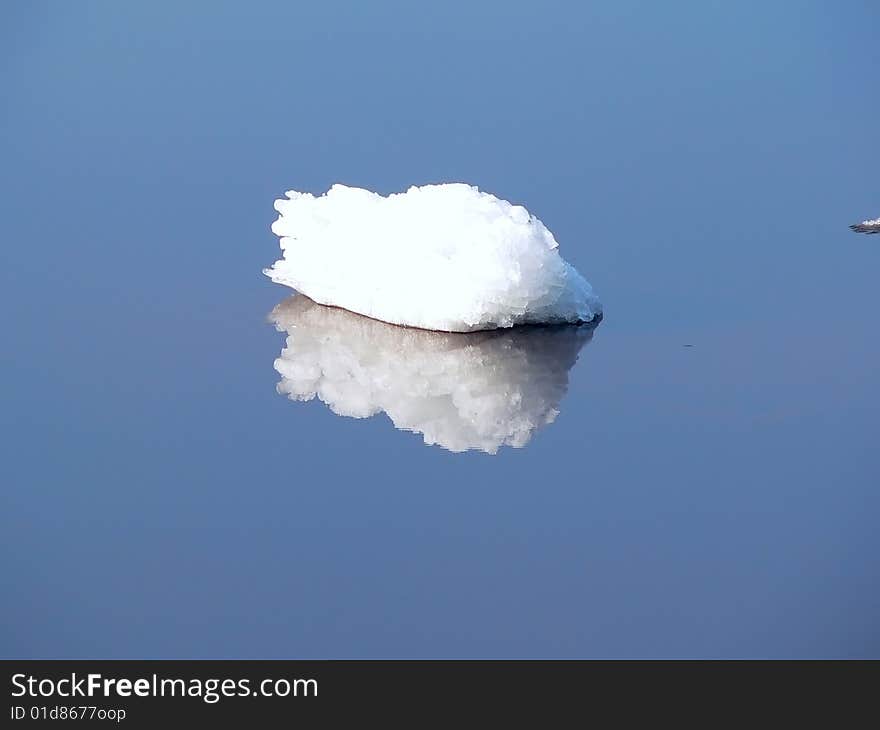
2;2;877;658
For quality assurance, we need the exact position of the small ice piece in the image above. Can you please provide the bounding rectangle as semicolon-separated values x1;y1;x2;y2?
266;183;601;332
270;295;598;453
850;216;880;234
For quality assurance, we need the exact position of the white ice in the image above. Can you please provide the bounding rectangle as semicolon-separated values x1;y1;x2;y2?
850;215;880;234
266;183;601;332
271;295;596;453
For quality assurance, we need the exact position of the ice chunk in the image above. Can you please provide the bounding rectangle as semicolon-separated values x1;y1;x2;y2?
270;295;598;453
266;183;601;332
850;216;880;234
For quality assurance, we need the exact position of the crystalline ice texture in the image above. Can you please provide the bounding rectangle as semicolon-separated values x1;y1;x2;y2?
266;183;601;332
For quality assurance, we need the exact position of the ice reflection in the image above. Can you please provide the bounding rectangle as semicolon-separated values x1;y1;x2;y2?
270;296;599;453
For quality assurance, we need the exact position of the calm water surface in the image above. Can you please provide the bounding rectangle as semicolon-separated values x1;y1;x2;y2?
2;2;877;657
